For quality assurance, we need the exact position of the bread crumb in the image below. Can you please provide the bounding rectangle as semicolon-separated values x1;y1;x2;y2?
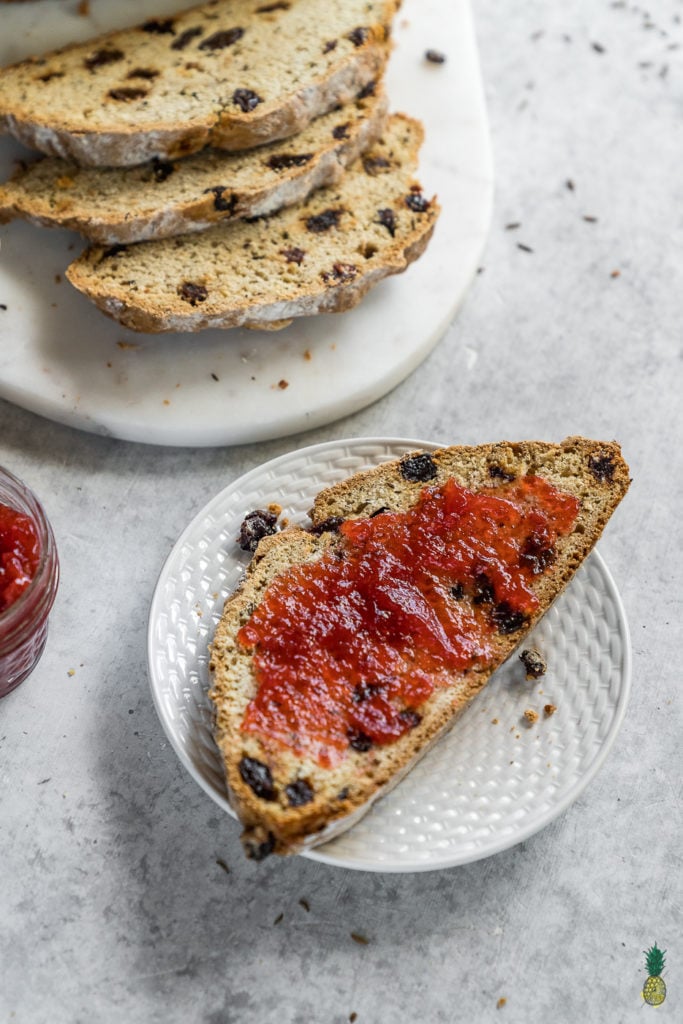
303;349;312;361
277;379;289;389
268;504;282;516
162;399;170;406
611;269;621;278
491;718;499;725
273;912;284;925
67;669;75;677
54;274;62;285
351;932;369;945
523;709;539;725
298;898;310;912
77;0;90;14
544;703;557;717
116;341;139;350
349;1014;358;1023
497;997;507;1009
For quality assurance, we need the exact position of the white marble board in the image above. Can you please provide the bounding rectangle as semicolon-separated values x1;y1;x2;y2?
0;0;493;447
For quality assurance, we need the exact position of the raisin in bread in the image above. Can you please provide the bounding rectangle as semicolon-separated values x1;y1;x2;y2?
65;114;438;332
209;437;630;860
0;0;398;166
0;88;387;244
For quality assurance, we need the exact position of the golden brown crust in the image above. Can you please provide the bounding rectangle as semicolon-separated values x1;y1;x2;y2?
209;437;630;859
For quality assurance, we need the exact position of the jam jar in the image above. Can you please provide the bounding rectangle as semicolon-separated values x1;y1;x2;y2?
0;466;59;698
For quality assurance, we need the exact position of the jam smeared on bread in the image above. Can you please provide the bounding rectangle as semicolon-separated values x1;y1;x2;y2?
209;438;630;859
238;477;579;766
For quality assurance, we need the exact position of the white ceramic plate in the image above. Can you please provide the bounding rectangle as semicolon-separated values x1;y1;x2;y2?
0;0;493;446
148;437;631;872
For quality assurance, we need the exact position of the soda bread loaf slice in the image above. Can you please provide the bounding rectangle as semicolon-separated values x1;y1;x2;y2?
65;114;438;332
209;437;630;860
0;88;388;244
0;0;398;166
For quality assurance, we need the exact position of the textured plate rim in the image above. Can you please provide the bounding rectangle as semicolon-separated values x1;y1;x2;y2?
147;436;632;873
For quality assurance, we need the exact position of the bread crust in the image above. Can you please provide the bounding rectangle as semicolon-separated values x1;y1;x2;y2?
0;0;399;166
209;438;630;859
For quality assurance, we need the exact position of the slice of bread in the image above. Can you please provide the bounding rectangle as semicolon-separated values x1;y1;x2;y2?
209;437;630;860
65;114;439;332
0;88;388;244
0;0;398;166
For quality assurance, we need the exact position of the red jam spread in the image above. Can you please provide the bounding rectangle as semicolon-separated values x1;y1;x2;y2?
0;502;40;613
238;476;579;766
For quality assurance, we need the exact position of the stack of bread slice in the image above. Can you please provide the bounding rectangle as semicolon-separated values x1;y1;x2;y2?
0;0;441;333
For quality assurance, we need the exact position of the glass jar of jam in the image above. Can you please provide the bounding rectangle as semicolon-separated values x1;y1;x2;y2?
0;466;59;698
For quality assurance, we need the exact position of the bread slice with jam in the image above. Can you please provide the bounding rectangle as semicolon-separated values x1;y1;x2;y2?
209;437;630;860
0;0;398;166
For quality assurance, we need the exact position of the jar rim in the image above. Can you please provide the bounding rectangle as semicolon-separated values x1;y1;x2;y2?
0;465;59;642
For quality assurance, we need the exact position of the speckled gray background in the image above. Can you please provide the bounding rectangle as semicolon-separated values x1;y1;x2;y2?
1;2;681;1022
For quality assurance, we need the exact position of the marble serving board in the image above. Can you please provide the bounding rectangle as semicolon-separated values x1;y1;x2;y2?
0;0;493;447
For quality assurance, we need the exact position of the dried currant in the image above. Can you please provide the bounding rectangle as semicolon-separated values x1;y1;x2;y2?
405;193;431;213
376;208;396;236
126;68;159;80
399;452;437;482
285;779;314;807
588;453;615;482
519;648;547;679
321;262;358;284
323;39;338;54
108;87;147;101
399;709;422;729
357;79;376;99
488;464;515;483
203;186;238;213
347;27;369;47
267;153;313;170
310;516;344;535
239;757;276;800
199;28;244;50
256;1;291;11
347;729;373;752
332;123;350;140
238;509;278;551
520;532;555;574
171;27;204;50
281;247;306;265
305;208;343;232
141;19;175;34
84;48;124;71
233;88;262;112
177;281;208;306
472;573;495;605
363;155;390;176
491;602;528;635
